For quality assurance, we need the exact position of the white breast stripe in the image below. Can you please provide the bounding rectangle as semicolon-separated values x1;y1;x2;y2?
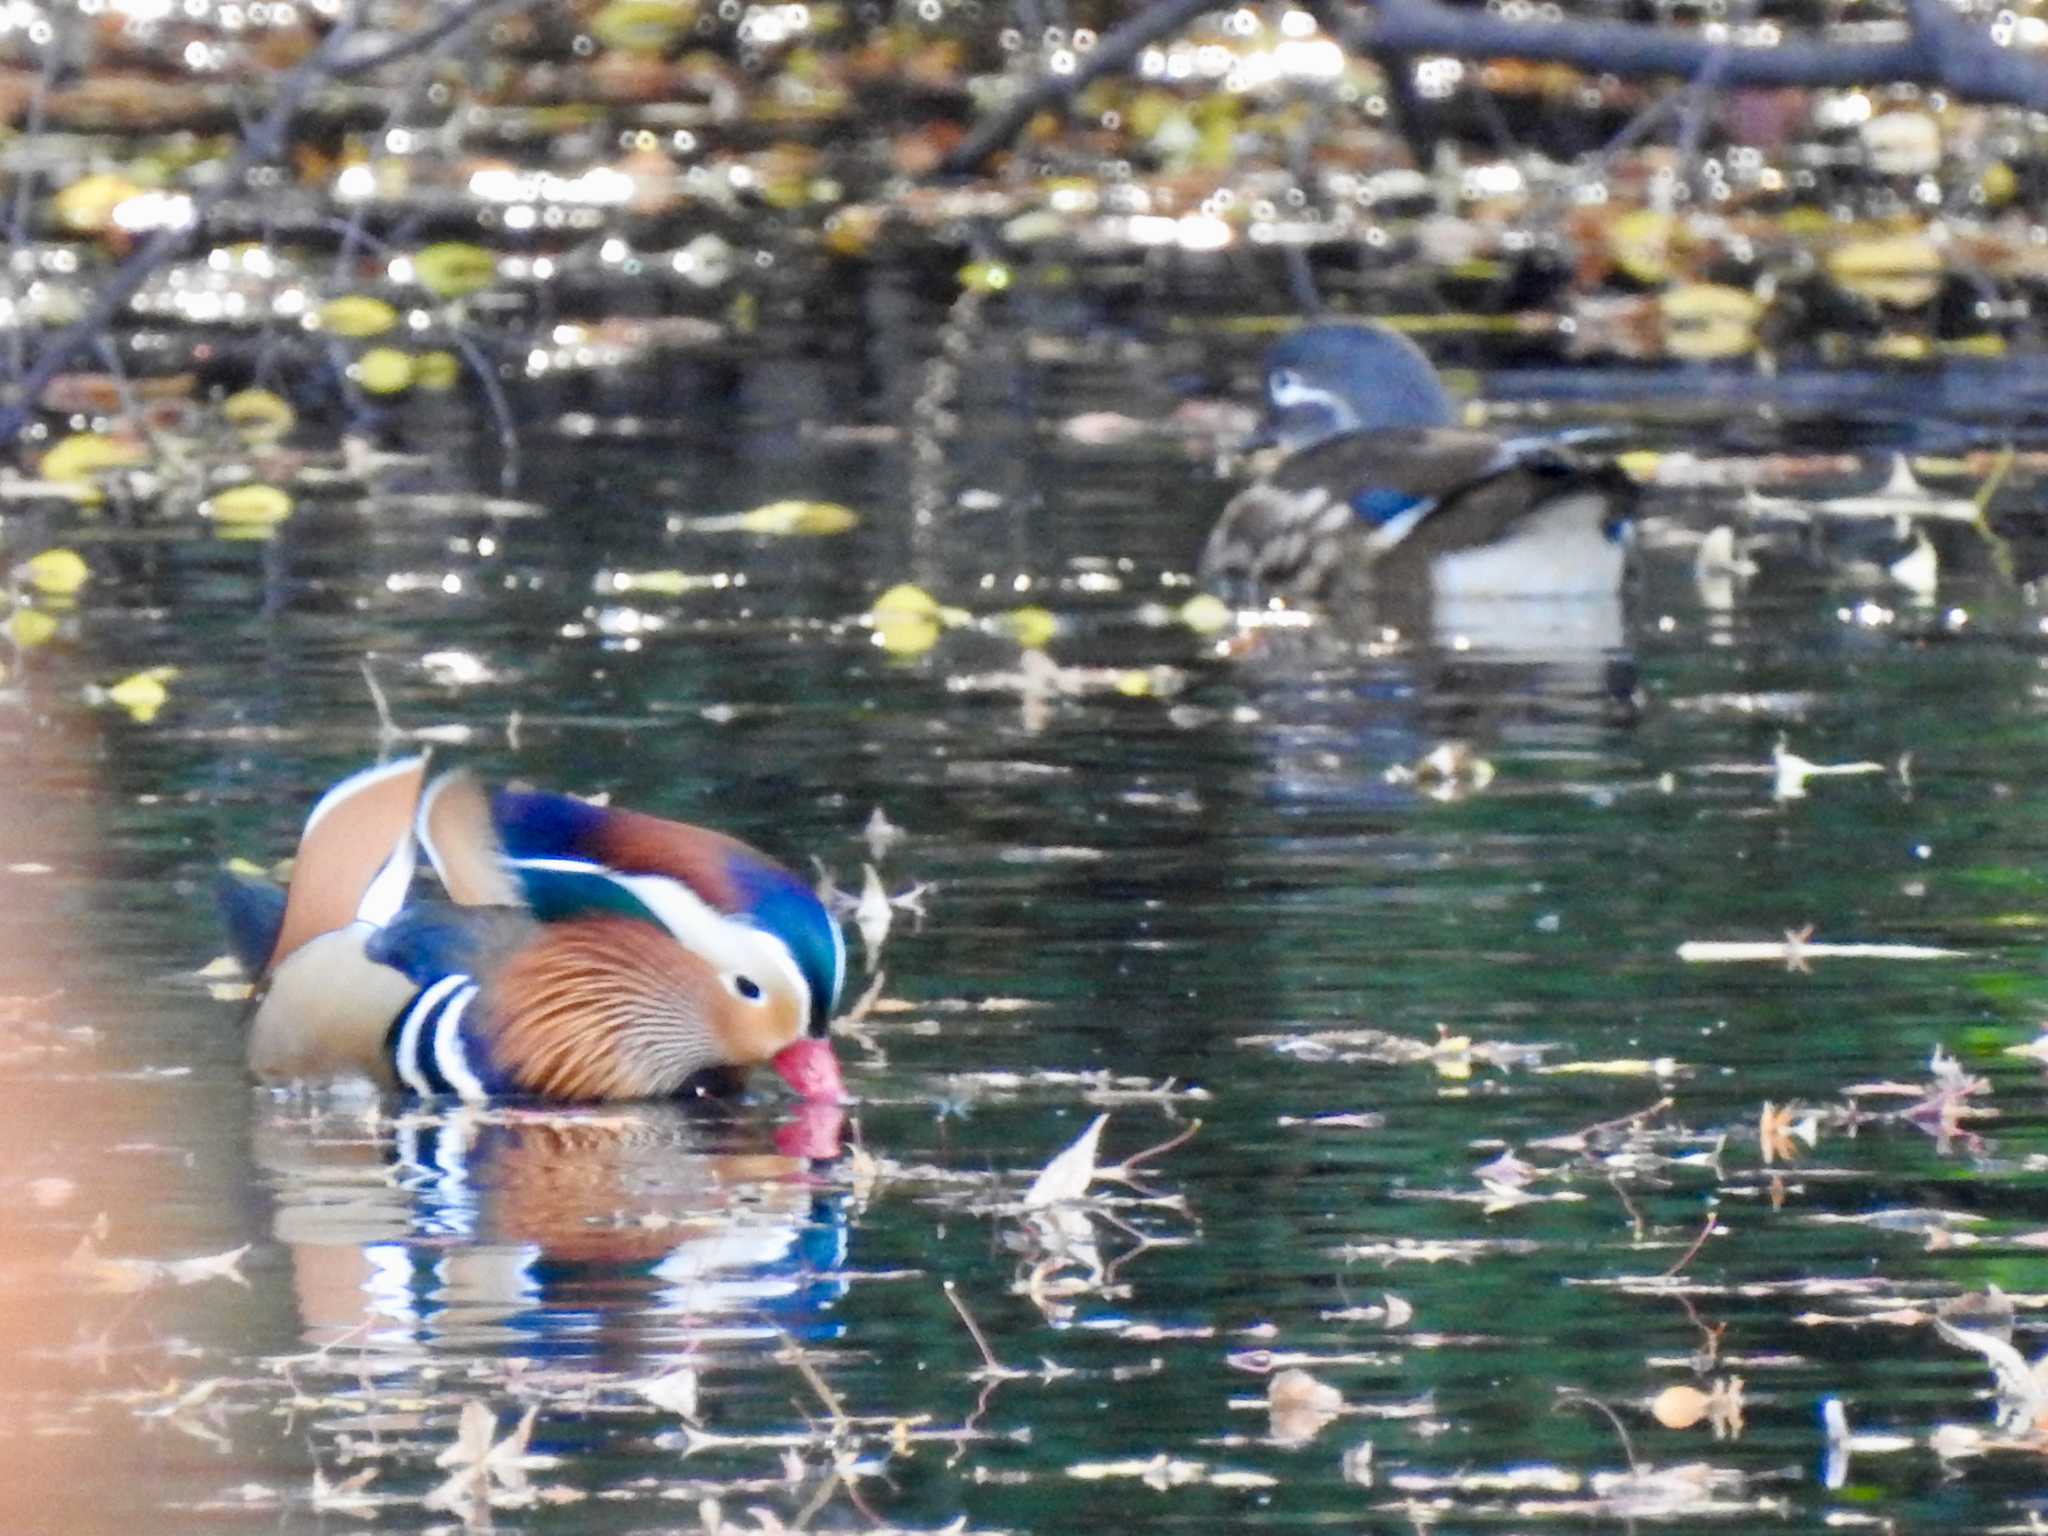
432;984;489;1101
394;974;467;1095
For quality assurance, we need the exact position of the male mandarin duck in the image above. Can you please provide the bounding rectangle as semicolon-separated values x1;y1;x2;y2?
218;756;847;1104
1199;321;1637;618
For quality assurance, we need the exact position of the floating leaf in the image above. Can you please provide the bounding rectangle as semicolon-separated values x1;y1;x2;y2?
351;346;415;395
221;387;295;443
318;294;400;338
1661;284;1761;361
737;499;858;535
1605;207;1677;286
872;583;967;624
1268;1367;1344;1445
20;548;88;596
633;1367;701;1420
1651;1384;1712;1429
591;0;695;53
997;605;1058;649
413;350;461;391
874;611;940;657
7;607;57;649
39;432;148;502
413;241;498;299
53;172;144;234
1179;592;1232;634
97;666;179;723
1025;1113;1107;1206
959;259;1013;293
204;483;293;528
1828;233;1942;309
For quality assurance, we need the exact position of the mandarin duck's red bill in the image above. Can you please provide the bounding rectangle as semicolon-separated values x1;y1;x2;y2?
220;756;849;1107
770;1036;846;1104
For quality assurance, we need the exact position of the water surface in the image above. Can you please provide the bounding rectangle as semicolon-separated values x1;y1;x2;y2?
5;307;2048;1534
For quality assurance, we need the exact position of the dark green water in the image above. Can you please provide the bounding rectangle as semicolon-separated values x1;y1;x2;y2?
6;323;2048;1533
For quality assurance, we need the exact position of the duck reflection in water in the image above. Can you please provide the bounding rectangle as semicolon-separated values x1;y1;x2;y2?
256;1098;850;1357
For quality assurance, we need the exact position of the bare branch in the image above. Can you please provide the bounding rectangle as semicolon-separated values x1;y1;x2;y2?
1357;0;2048;109
939;0;1221;175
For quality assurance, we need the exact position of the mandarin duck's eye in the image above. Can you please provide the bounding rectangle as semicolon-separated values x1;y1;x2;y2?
725;973;765;1003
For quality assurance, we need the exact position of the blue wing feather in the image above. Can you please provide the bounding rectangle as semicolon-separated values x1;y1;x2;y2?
492;789;609;863
1350;486;1428;526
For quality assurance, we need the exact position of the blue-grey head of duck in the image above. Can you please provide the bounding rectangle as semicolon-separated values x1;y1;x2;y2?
1257;321;1456;453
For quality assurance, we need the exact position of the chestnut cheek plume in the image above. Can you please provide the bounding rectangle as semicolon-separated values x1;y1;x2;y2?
771;1036;846;1103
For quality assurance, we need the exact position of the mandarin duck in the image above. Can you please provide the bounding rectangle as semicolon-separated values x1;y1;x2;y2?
219;756;847;1104
1199;321;1637;623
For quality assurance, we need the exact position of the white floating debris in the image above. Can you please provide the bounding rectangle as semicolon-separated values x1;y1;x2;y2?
1678;929;1965;966
1773;740;1887;800
1744;455;1980;524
